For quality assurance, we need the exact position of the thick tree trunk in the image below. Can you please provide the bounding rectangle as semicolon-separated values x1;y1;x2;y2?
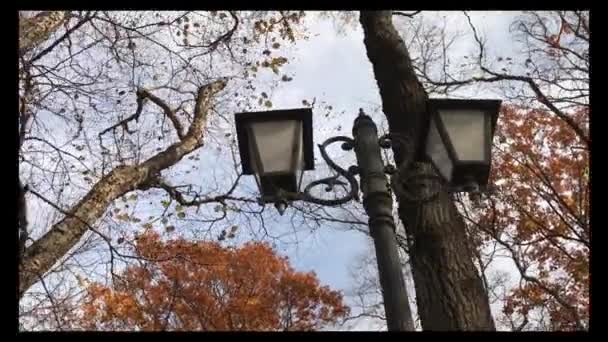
18;81;226;298
19;11;70;57
359;11;495;331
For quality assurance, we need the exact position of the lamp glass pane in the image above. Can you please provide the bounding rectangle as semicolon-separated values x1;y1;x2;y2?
439;109;487;162
249;120;304;174
426;117;453;181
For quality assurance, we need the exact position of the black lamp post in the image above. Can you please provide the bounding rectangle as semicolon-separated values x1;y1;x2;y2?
234;99;501;331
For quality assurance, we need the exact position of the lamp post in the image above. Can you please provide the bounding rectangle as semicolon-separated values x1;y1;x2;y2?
234;99;501;331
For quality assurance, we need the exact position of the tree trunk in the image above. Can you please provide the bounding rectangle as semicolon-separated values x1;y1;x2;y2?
359;11;495;331
19;11;70;57
18;80;226;298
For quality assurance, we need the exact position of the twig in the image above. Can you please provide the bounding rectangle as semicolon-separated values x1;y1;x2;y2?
393;11;422;18
141;89;186;139
152;174;257;207
29;13;94;64
98;90;146;138
25;188;217;267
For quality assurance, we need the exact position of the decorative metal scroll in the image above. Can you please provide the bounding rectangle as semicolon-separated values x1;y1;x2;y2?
300;136;360;206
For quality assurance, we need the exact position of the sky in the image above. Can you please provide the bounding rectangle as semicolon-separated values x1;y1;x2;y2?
20;11;531;331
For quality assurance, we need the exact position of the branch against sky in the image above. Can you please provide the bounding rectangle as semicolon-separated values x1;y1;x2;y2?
19;79;227;298
402;11;588;146
391;10;589;330
19;11;589;331
18;10;310;316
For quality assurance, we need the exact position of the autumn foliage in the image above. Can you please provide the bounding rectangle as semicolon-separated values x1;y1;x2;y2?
466;104;589;330
78;233;349;331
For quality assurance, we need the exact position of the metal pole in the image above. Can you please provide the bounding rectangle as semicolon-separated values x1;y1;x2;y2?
352;110;415;331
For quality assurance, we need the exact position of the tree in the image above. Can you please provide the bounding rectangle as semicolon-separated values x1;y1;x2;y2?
18;10;307;301
76;232;349;331
457;105;589;330
19;10;589;332
404;10;589;330
19;11;71;56
358;11;496;330
345;103;589;331
415;11;589;149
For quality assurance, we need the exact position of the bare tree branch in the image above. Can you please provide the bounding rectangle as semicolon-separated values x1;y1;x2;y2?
392;11;422;18
19;80;226;298
29;12;95;64
19;11;71;57
151;174;258;206
141;89;186;140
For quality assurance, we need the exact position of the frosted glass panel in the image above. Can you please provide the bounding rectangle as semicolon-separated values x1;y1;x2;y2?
426;117;453;181
249;120;303;173
439;110;486;161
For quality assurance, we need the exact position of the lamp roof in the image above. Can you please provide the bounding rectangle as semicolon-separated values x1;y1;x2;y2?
428;98;502;135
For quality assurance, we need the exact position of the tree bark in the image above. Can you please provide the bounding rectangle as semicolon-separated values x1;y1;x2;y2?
19;11;70;57
359;11;495;331
18;81;226;298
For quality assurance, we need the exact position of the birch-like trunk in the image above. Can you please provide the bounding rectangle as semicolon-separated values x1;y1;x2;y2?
19;11;70;57
19;81;226;298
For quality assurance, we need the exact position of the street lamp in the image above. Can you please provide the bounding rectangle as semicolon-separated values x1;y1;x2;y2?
425;99;501;193
234;108;315;215
234;99;501;331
